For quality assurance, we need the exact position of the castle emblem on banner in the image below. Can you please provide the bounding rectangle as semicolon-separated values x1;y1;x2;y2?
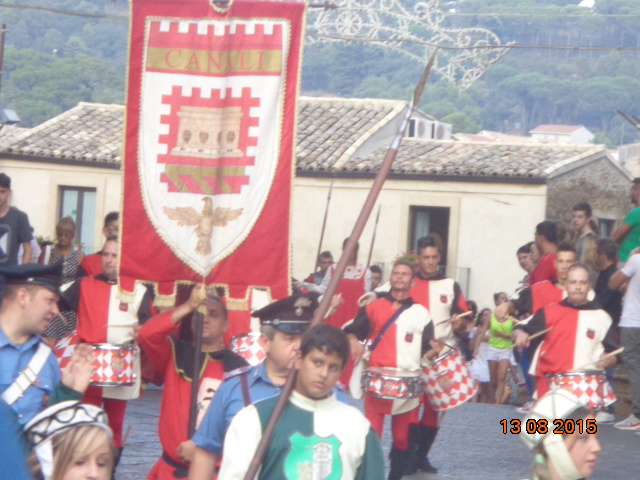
138;18;287;274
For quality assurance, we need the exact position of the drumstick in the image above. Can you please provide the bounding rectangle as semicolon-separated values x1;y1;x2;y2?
573;347;624;371
509;327;553;350
436;311;473;326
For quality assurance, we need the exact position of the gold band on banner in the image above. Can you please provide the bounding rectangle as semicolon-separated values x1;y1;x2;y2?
164;165;247;194
146;48;282;75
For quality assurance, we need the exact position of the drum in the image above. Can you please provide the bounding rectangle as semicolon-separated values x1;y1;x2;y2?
229;333;266;366
53;332;80;370
546;371;616;410
90;344;137;387
362;367;422;400
422;347;477;411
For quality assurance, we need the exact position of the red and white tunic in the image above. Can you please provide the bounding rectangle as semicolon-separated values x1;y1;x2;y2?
138;312;246;480
345;295;433;415
325;264;369;329
410;273;468;344
61;274;154;400
514;299;618;397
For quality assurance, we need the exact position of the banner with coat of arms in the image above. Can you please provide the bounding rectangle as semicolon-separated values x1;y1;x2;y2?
120;0;305;319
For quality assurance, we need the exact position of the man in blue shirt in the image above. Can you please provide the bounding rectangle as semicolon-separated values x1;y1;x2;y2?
0;264;93;426
188;293;316;480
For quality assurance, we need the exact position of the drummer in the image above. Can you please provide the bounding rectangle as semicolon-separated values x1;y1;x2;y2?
188;292;316;480
512;264;619;399
137;285;247;479
344;260;435;480
59;236;155;471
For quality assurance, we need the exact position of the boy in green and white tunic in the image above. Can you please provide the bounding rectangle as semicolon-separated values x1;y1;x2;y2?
219;323;385;480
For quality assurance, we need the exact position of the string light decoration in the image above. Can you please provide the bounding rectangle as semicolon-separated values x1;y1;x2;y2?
307;0;514;90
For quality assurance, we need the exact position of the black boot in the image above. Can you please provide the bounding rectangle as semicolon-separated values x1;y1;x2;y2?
388;448;411;480
417;425;439;473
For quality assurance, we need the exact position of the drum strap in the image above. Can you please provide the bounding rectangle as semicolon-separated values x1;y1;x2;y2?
369;304;411;353
239;372;251;407
2;342;52;406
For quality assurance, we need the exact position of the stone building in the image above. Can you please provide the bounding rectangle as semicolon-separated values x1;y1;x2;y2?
0;100;631;305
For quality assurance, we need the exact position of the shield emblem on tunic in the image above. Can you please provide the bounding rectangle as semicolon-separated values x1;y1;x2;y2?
138;18;288;275
284;433;342;480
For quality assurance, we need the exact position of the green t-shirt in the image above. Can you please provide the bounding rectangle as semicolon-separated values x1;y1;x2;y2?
488;314;514;350
619;207;640;262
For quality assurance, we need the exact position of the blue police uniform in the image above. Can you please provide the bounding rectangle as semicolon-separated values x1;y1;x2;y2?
0;328;61;425
0;399;30;480
192;362;282;455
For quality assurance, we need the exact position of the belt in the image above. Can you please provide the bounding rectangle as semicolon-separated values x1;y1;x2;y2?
161;452;188;478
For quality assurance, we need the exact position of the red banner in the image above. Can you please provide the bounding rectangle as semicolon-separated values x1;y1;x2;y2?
120;0;304;332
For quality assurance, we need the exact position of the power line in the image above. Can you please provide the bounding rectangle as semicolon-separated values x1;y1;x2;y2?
308;33;640;52
0;2;127;20
445;12;640;19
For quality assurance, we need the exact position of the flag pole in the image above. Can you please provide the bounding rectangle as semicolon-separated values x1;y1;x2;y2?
312;179;333;275
242;48;439;480
366;204;381;268
188;282;206;438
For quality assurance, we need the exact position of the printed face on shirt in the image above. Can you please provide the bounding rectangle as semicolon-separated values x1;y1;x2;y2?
555;250;578;283
294;348;343;400
564;414;601;478
389;263;415;294
101;240;118;280
61;431;112;480
23;286;60;335
263;330;302;373
417;246;441;277
565;267;591;306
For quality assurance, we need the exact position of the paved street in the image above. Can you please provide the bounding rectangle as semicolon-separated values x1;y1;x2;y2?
117;387;640;479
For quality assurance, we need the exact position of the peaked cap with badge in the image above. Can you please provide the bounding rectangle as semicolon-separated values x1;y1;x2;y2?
0;262;63;295
252;292;318;335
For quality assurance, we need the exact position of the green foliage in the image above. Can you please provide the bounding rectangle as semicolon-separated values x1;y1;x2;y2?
592;131;615;149
0;0;638;145
441;112;481;134
3;47;123;126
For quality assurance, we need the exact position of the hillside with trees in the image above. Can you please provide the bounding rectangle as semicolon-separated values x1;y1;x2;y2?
0;0;639;146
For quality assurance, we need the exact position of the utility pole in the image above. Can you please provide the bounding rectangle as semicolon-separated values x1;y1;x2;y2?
0;24;6;103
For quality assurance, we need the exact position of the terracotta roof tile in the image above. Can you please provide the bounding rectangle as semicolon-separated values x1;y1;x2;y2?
1;102;123;163
334;139;605;179
530;124;584;134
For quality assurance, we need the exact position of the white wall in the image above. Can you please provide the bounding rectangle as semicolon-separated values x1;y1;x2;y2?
2;159;121;252
292;176;548;309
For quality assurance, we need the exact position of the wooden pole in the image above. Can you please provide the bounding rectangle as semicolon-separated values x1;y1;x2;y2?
242;48;439;480
313;180;333;275
188;309;204;438
366;204;381;268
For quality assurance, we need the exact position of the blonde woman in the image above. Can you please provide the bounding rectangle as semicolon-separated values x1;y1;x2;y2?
521;390;601;480
25;401;114;480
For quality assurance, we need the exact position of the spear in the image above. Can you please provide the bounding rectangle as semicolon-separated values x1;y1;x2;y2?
188;283;206;438
243;48;440;480
313;179;333;275
366;204;381;268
